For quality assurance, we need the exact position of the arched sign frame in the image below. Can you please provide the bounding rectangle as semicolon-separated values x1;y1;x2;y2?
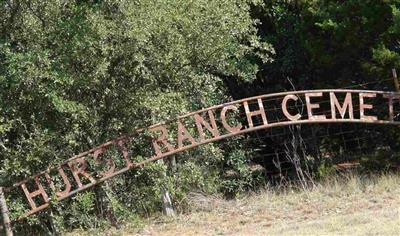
2;89;400;227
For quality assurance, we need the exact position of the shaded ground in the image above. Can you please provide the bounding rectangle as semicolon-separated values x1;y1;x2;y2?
71;174;400;236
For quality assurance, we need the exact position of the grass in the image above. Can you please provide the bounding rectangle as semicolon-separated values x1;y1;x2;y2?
68;173;400;236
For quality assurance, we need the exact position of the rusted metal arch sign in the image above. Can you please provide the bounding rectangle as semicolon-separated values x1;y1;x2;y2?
3;89;400;224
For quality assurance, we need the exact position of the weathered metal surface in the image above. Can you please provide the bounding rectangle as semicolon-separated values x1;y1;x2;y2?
360;93;378;121
244;98;268;127
44;167;71;198
330;92;354;119
4;89;400;221
282;94;301;121
194;111;220;141
20;177;49;211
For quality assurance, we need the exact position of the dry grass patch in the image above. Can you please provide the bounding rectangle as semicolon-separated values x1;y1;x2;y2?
69;174;400;236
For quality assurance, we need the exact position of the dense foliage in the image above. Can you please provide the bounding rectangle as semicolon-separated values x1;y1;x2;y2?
1;0;400;234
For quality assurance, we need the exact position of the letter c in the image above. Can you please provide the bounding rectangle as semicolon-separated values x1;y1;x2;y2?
282;95;301;121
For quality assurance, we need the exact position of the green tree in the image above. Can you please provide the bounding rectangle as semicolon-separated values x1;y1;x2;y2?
0;0;273;233
0;0;272;181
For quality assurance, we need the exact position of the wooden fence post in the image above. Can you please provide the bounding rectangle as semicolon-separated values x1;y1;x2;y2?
392;68;399;92
161;188;175;217
158;159;175;217
0;187;13;236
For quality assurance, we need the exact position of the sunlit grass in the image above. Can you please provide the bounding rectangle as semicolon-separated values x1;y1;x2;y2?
68;173;400;236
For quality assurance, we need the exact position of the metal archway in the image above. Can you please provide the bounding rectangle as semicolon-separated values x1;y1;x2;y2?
3;89;400;222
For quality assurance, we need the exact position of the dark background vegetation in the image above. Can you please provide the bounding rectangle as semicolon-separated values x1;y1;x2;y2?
1;0;400;234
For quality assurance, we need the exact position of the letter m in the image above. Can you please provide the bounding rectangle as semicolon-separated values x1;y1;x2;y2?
330;92;354;119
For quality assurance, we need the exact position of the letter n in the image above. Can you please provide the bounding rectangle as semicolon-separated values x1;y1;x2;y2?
194;110;220;141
